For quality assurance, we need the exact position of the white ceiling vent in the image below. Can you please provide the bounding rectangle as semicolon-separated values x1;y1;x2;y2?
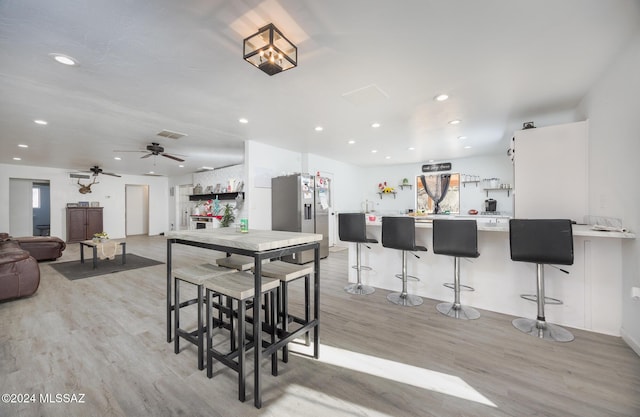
341;84;389;106
156;129;188;140
69;173;90;179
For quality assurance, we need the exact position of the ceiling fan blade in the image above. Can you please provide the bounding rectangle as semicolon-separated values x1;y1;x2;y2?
140;153;152;159
113;150;147;153
162;153;185;162
103;172;122;178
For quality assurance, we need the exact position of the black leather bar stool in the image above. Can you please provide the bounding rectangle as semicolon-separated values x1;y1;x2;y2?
381;216;427;306
338;213;377;295
433;219;481;320
509;219;574;342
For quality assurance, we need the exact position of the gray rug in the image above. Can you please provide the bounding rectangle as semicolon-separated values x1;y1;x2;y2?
50;254;164;280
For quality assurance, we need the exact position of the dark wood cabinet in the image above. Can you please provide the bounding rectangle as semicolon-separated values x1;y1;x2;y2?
66;207;103;243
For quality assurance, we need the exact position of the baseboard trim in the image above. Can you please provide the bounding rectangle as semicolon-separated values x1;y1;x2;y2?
620;327;640;357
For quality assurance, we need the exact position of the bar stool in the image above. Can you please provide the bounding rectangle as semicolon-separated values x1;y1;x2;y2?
381;216;428;306
338;213;377;295
204;272;280;402
433;219;481;320
509;219;574;342
215;254;257;271
253;260;313;362
173;263;235;370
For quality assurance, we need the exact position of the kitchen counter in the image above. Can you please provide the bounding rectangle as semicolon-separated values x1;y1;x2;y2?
346;218;634;336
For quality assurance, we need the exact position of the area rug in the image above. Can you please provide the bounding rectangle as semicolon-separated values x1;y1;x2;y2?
50;254;164;280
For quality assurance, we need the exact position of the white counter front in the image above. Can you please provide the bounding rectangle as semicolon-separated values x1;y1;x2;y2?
347;221;634;336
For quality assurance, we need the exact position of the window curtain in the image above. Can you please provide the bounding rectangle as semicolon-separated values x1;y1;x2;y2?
419;174;451;214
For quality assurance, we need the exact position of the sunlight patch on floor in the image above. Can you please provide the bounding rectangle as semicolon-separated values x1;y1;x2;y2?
289;343;497;408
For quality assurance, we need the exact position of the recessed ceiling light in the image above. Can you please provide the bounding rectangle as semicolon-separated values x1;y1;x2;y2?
34;119;48;125
371;122;381;128
434;94;449;101
428;159;435;162
238;118;248;124
13;157;21;161
464;146;472;149
179;165;184;168
18;144;28;148
408;147;415;151
148;171;155;174
315;126;323;132
385;156;391;160
50;53;78;66
448;119;461;125
201;166;214;170
114;157;122;161
457;136;467;140
371;149;378;153
348;140;355;144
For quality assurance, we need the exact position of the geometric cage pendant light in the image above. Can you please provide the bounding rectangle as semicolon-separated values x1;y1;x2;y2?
243;23;297;76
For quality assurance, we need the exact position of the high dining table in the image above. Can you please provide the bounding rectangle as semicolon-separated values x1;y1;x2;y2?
165;228;322;408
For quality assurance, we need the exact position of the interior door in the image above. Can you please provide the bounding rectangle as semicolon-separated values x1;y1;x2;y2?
9;178;33;236
125;184;149;236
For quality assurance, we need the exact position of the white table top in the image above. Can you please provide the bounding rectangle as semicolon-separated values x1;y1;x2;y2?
166;228;323;251
366;220;635;239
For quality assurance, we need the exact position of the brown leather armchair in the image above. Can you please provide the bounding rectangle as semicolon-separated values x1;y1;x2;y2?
0;238;40;301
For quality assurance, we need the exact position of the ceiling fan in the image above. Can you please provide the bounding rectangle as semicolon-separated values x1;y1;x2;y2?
86;165;121;177
114;142;185;162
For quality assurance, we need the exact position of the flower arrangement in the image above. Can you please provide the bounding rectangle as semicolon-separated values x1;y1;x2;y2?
378;181;395;193
94;232;109;239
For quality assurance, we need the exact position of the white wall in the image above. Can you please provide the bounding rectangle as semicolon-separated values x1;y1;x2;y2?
8;178;33;236
0;163;169;239
360;155;514;216
576;29;640;354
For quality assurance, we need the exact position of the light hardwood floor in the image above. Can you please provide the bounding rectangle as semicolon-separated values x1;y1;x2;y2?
1;235;638;417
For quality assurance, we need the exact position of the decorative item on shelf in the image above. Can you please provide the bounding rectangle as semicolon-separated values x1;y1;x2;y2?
219;204;235;227
205;185;213;193
93;232;109;243
90;201;100;207
399;178;412;190
193;183;203;194
243;23;297;76
377;181;397;199
78;201;90;207
213;184;221;193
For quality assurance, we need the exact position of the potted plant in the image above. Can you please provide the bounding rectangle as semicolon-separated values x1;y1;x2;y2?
219;204;235;227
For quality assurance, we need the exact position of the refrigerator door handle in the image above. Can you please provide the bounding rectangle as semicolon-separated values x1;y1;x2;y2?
304;203;312;220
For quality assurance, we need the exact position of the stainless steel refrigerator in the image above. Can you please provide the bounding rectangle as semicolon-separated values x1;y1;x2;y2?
271;174;330;264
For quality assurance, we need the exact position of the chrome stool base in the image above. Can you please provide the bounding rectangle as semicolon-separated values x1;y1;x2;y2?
512;318;574;342
387;292;423;307
344;282;375;295
436;302;480;320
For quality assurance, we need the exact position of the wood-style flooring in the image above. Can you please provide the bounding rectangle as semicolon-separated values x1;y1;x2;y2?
1;235;638;417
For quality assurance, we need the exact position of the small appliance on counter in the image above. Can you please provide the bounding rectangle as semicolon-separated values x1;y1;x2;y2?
484;198;497;212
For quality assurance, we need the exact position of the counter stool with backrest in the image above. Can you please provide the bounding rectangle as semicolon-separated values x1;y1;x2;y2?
204;271;280;402
433;219;481;320
509;218;574;342
173;263;235;370
253;260;313;363
338;213;377;295
382;216;428;306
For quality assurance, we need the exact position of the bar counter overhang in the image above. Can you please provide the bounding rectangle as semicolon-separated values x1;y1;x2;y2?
346;219;635;336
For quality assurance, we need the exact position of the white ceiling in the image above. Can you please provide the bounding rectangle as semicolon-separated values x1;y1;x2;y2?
1;0;639;177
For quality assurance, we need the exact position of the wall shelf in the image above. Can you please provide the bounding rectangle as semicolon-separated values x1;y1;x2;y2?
398;184;412;190
377;192;397;199
483;188;512;197
462;180;480;188
189;192;244;201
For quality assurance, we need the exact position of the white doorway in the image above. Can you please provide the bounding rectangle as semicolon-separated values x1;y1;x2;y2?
125;184;149;236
